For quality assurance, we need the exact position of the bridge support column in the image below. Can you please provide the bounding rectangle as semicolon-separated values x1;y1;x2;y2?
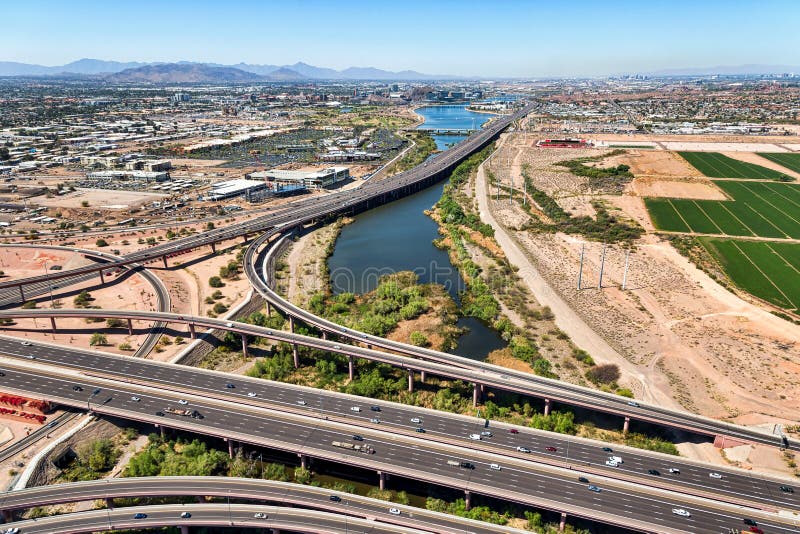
188;323;196;339
18;284;24;302
623;416;630;435
241;335;248;358
105;497;114;510
127;318;133;336
299;454;308;470
322;331;327;340
348;356;355;381
99;270;105;284
366;344;372;350
159;425;165;438
162;255;168;269
50;317;56;332
289;316;294;333
378;471;386;490
407;369;414;393
420;370;426;383
559;512;567;532
196;496;204;503
265;301;271;315
292;344;299;369
2;510;12;522
544;398;551;416
464;491;471;511
180;525;189;534
210;242;216;254
228;440;234;459
243;233;248;243
473;383;481;407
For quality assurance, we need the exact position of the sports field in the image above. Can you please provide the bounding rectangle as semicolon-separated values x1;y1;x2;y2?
645;181;800;238
758;152;800;175
699;237;800;312
678;151;789;180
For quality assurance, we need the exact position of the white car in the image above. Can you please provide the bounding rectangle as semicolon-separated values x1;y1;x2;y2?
370;418;380;424
253;512;268;519
350;406;361;412
3;527;20;534
469;433;482;440
672;508;691;517
389;508;401;515
247;392;257;397
605;460;620;467
296;400;307;406
131;396;141;402
410;417;421;424
178;399;188;405
225;322;233;327
21;341;32;346
489;463;501;471
709;472;723;479
668;468;680;474
516;446;531;453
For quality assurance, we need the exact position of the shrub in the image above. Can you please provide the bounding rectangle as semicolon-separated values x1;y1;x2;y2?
89;332;108;346
95;239;108;247
208;276;224;288
21;301;37;309
409;331;429;347
585;363;620;384
212;302;228;314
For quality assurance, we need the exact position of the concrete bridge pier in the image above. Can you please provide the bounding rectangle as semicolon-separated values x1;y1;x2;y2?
559;512;567;532
2;509;12;522
18;284;24;302
407;369;414;393
50;317;57;332
464;491;471;511
241;335;248;358
348;356;355;381
180;525;189;534
623;416;630;435
544;398;551;416
322;331;327;340
292;344;299;369
195;496;204;503
162;255;168;269
188;323;196;339
299;454;309;470
99;270;105;285
210;242;216;254
472;383;481;407
105;497;114;510
127;318;133;336
265;301;271;315
227;440;234;459
289;316;294;333
420;370;426;383
378;471;386;490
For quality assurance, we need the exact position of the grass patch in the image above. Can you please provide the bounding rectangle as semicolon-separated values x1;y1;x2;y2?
678;151;790;180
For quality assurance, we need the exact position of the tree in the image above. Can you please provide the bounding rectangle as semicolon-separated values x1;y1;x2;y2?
409;331;429;347
89;332;108;346
95;239;108;247
74;290;93;308
208;276;224;288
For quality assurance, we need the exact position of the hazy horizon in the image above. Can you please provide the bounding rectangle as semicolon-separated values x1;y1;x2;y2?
2;0;798;77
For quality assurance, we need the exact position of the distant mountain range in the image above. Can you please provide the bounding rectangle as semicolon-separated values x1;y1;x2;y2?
0;58;460;81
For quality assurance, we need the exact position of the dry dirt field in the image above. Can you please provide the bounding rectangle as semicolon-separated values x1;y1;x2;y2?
36;188;168;210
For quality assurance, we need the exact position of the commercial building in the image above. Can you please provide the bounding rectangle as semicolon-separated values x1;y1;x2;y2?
124;159;172;172
248;167;349;190
85;170;169;182
205;179;268;201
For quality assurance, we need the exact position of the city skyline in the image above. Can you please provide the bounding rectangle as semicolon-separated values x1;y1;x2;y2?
3;0;798;77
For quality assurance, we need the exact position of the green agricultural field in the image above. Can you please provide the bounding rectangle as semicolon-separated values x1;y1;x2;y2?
678;151;789;180
758;152;800;175
699;237;800;312
644;181;800;238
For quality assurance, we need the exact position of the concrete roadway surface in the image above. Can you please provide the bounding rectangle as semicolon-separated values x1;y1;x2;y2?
0;477;530;534
0;357;795;533
4;503;440;534
0;336;796;514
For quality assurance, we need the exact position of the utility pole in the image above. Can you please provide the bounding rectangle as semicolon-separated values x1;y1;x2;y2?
598;243;607;289
622;249;631;290
577;243;585;290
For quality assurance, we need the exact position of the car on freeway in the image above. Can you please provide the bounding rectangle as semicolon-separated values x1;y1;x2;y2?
333;345;341;350
545;446;558;452
350;406;361;412
415;427;426;433
352;435;363;441
247;392;257;397
26;354;34;359
155;411;165;417
648;469;661;476
21;341;31;346
671;508;690;517
296;400;307;406
362;334;368;339
709;472;723;479
389;508;401;515
578;476;589;483
410;417;421;424
254;512;268;519
780;485;794;493
743;519;758;526
3;528;19;534
329;495;341;502
0;372;4;377
469;434;482;440
131;396;141;402
180;511;191;518
178;399;188;405
370;418;380;424
370;405;381;412
749;527;764;534
587;485;601;492
627;401;639;407
489;463;501;471
134;513;147;519
480;431;493;437
605;460;619;467
73;385;83;391
601;447;613;452
508;428;519;434
516;446;531;453
225;383;235;389
225;322;233;327
668;468;680;474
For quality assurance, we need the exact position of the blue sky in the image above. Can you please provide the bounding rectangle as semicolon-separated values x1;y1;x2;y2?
2;0;797;76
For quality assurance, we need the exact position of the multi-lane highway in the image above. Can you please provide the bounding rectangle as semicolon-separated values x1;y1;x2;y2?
0;346;797;532
0;477;530;534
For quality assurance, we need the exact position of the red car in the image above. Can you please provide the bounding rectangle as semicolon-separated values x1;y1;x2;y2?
749;528;764;534
509;429;519;434
545;446;558;452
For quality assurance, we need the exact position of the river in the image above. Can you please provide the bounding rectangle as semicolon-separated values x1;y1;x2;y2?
327;105;505;360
